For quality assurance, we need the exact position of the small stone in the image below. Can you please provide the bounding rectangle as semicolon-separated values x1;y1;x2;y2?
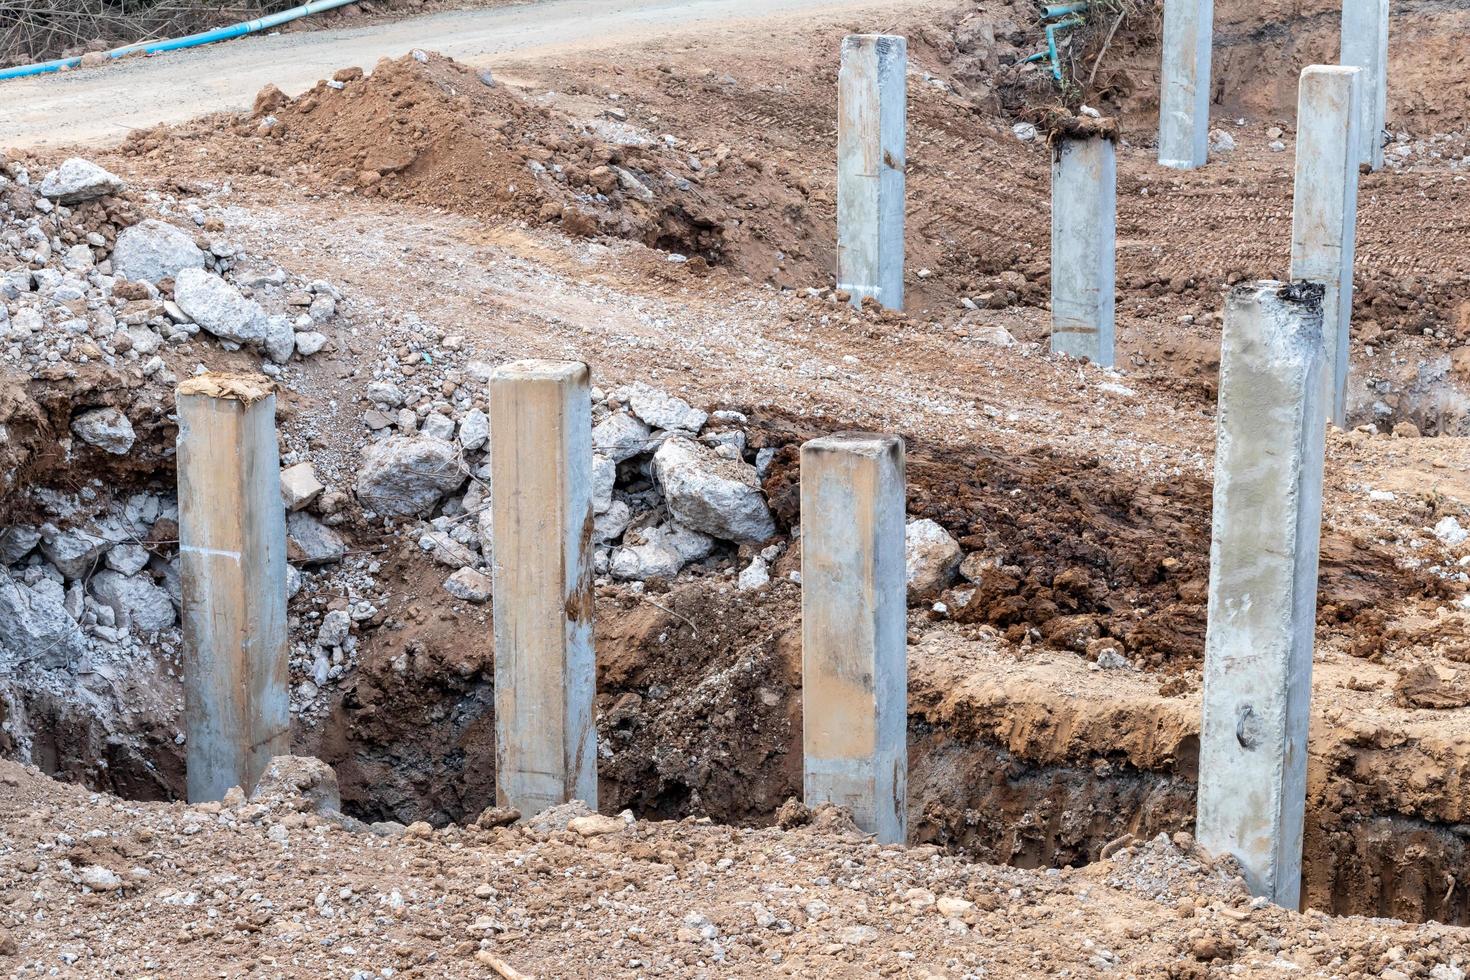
316;609;351;647
294;331;329;356
78;866;123;892
567;813;625;837
458;409;489;451
1433;516;1467;547
737;556;770;591
280;462;325;512
443;567;492;604
474;805;521;828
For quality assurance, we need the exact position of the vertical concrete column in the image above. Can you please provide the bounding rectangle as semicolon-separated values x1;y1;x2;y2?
1050;134;1116;367
837;34;907;311
488;359;596;815
176;374;289;803
1158;0;1214;169
1290;65;1362;428
800;432;907;844
1196;281;1327;909
1340;0;1389;171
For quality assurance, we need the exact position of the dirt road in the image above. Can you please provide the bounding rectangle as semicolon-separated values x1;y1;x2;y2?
0;0;900;149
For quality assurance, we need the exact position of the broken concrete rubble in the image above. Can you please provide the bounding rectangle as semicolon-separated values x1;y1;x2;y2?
653;435;775;543
905;518;962;601
38;158;124;205
110;218;206;283
356;435;465;518
70;407;136;455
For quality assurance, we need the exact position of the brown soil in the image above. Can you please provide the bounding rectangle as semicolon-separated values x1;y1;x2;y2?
9;756;1470;978
751;408;1452;672
0;366;176;521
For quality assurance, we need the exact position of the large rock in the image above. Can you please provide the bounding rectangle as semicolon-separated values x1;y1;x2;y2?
287;511;345;565
609;523;713;580
0;526;41;564
357;436;465;518
653;436;775;543
39;158;123;204
628;384;708;432
0;572;88;668
172;268;268;346
251;755;342;814
89;569;177;633
905;519;962;601
592;412;652;462
70;407;135;455
39;527;111;580
111;219;205;284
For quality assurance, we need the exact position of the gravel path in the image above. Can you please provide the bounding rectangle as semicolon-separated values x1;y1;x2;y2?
0;0;898;149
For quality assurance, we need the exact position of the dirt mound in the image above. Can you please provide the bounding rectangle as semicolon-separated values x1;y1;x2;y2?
199;53;732;261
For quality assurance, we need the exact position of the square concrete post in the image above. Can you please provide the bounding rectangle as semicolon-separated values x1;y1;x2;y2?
1290;65;1361;429
1051;134;1116;367
176;374;289;803
837;34;906;311
1158;0;1214;169
800;433;907;844
1340;0;1389;171
488;360;596;815
1196;281;1327;909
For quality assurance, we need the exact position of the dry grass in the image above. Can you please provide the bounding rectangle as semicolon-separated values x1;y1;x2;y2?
0;0;288;67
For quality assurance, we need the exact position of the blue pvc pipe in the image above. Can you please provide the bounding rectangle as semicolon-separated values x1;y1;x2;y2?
1043;2;1091;19
0;0;358;81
